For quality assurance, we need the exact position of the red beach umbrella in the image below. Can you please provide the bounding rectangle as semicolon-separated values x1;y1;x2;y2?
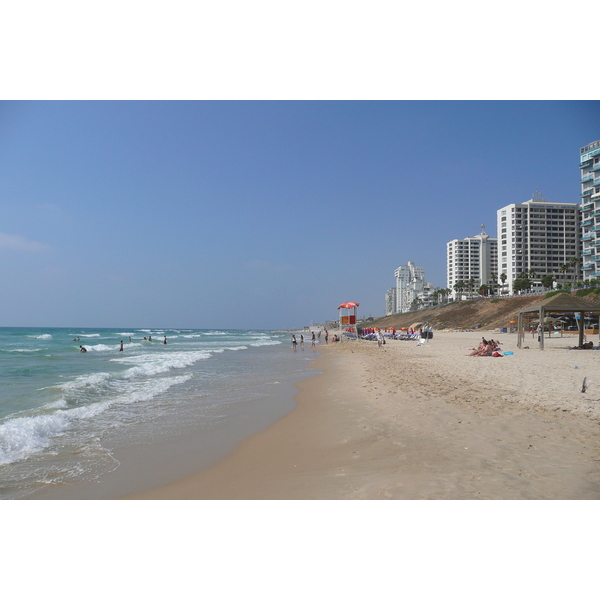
338;301;360;309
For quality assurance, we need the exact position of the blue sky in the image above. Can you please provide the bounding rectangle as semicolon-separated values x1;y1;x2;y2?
1;101;599;329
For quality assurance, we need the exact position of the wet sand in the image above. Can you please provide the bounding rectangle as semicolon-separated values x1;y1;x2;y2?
127;331;600;499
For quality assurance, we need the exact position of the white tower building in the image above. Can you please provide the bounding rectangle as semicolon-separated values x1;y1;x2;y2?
497;194;580;294
447;226;498;299
394;261;428;313
579;140;600;282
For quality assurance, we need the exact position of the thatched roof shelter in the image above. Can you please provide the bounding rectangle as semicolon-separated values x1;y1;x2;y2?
517;294;600;350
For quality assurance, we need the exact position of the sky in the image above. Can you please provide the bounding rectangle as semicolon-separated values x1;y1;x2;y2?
1;100;599;329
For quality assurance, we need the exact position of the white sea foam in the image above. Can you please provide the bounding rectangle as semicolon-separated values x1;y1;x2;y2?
75;334;101;338
83;342;143;352
112;350;212;379
56;372;112;393
28;334;53;340
250;339;282;347
9;348;44;353
0;374;192;465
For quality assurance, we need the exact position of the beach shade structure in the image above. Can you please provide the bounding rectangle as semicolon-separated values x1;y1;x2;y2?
517;294;600;350
338;301;360;341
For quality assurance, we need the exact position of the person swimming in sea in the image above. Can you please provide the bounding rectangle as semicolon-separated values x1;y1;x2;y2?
79;345;87;353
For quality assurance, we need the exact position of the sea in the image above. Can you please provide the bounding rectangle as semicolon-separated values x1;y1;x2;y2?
0;326;319;499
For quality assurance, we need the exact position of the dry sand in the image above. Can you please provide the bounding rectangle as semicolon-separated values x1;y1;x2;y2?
126;331;600;500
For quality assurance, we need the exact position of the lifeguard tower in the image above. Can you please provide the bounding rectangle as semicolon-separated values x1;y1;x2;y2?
338;301;360;341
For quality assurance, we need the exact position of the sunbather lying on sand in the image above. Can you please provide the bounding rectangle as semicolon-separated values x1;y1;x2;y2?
570;341;594;350
467;338;500;357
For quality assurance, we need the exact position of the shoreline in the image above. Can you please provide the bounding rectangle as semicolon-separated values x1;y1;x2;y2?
126;332;600;500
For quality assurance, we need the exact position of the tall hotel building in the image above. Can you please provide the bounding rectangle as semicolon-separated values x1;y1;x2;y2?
497;195;580;294
447;227;498;298
385;287;397;316
393;261;436;313
579;140;600;282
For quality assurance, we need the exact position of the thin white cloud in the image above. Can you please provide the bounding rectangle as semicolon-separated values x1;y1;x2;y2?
0;232;51;252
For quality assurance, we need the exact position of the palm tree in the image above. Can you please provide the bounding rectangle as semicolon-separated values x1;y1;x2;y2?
454;280;465;300
500;272;507;295
490;273;497;296
467;277;475;299
560;263;569;287
570;256;580;284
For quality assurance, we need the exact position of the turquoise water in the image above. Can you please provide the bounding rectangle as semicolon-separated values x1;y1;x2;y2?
0;327;314;499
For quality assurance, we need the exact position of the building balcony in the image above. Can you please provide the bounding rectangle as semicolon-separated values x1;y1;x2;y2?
593;163;600;171
582;249;593;255
581;188;594;197
592;225;600;232
582;264;594;270
581;234;594;241
582;174;595;183
582;219;594;227
581;203;594;212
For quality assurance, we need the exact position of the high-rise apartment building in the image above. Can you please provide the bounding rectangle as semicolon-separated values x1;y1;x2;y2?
579;140;600;282
497;195;580;294
393;261;434;313
385;287;397;316
447;226;498;298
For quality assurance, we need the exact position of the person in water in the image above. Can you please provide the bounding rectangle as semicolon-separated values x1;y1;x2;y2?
79;345;87;353
164;336;167;344
119;340;124;352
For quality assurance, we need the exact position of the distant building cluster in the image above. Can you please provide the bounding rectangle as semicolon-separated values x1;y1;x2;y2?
385;138;600;313
385;261;438;315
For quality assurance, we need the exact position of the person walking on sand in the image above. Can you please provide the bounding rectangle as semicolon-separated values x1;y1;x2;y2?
300;335;304;348
311;331;316;347
325;330;328;344
291;334;297;349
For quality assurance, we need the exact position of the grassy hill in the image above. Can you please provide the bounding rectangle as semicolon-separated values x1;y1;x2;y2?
369;291;600;331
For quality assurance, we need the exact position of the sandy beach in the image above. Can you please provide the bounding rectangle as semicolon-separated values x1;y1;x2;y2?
127;331;600;500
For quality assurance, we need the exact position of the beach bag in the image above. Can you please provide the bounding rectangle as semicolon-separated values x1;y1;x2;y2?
492;351;502;357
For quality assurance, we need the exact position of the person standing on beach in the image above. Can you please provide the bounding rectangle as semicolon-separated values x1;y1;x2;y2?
300;335;304;348
292;334;297;349
325;330;328;344
311;332;316;347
